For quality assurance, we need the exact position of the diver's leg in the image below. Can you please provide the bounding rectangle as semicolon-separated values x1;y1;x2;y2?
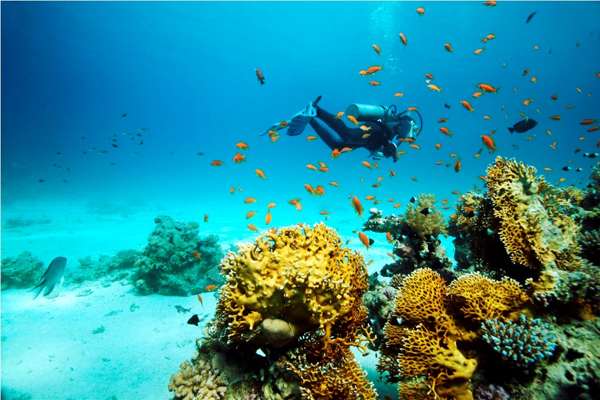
309;119;345;150
316;106;366;144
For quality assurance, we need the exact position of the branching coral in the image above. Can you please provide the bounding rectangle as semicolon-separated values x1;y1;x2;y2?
279;340;377;400
216;223;369;347
133;216;224;295
485;156;581;271
481;314;557;369
447;273;529;323
379;268;479;400
364;195;452;278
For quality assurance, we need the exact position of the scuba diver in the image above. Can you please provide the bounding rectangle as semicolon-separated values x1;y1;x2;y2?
265;96;422;162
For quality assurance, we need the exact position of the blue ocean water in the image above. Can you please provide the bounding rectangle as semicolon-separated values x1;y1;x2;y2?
1;2;600;399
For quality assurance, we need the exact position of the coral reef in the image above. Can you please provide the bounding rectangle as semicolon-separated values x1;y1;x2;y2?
171;223;376;400
481;314;557;369
215;223;369;347
363;195;452;278
169;357;227;400
1;251;44;289
473;384;509;400
485;156;582;272
363;276;397;348
133;216;224;295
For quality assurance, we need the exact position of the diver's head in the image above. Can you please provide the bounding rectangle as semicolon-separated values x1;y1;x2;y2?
387;116;418;146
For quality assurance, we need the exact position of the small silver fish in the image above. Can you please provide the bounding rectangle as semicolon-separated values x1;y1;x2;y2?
32;256;67;298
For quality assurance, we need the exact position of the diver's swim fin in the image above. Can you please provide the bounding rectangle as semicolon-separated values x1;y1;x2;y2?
286;98;320;136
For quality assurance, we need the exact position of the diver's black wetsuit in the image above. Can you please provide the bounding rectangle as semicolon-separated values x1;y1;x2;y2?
309;106;407;161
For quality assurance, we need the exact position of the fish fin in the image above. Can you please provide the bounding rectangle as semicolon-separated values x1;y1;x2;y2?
43;283;56;297
508;127;514;133
369;238;375;245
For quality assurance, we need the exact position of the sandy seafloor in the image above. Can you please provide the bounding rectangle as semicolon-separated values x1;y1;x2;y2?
0;199;442;399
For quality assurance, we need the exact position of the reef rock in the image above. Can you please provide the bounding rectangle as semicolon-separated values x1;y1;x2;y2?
1;251;44;290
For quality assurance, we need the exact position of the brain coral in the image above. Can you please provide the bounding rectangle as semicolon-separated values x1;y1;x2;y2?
485;156;581;271
169;358;226;400
216;223;369;347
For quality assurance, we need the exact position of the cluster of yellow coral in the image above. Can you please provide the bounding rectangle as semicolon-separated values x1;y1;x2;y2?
380;268;530;400
404;194;447;238
280;340;377;400
216;223;369;347
169;358;226;400
485;156;581;271
447;273;529;322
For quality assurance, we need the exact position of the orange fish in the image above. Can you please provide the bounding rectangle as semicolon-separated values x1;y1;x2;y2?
244;197;256;204
460;100;474;112
235;141;249;150
399;32;408;46
365;195;375;201
483;115;492;120
335;111;344;119
369;80;381;86
481;135;496;152
588;126;599;133
331;148;341;158
393;203;401;209
550;115;561;121
255;168;266;179
229;186;236;194
203;214;209;223
454;159;462;172
483;0;496;6
306;163;318;171
362;160;372;169
409;143;421;150
427;84;442;92
372;44;381;55
304;183;314;194
580;119;596;125
473;48;484;55
265;211;272;225
267;202;276;209
340;146;353;153
439;127;453;136
522;98;533;106
192;250;201;260
255;68;265;85
359;70;368;76
434;143;442;150
329;181;339;187
233;152;246;163
313;185;325;196
394;92;405;97
407;106;418;112
347;115;359;125
351;196;363;216
205;284;217;292
386;231;393;243
530;76;538;84
444;43;453;52
472;91;483;98
478;83;497;93
358;232;372;249
246;210;256;219
210;160;223;167
416;6;425;15
247;223;258;232
279;120;288;128
306;135;318;141
367;65;383;74
438;117;448;123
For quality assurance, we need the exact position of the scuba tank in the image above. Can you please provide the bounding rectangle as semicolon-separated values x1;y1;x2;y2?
345;104;394;122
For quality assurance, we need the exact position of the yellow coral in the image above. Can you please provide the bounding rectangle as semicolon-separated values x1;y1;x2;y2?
281;341;377;400
169;359;226;400
485;156;581;271
393;268;458;335
216;223;369;346
447;273;529;322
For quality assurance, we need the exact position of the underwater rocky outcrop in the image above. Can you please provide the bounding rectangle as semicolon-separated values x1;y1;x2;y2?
363;194;452;279
170;223;377;399
65;250;141;285
1;251;44;290
133;215;224;295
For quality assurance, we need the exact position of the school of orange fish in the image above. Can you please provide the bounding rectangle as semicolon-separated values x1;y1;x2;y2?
206;3;599;250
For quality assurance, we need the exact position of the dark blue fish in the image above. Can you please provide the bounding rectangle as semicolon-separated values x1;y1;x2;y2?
32;256;67;298
508;118;537;133
526;11;537;24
